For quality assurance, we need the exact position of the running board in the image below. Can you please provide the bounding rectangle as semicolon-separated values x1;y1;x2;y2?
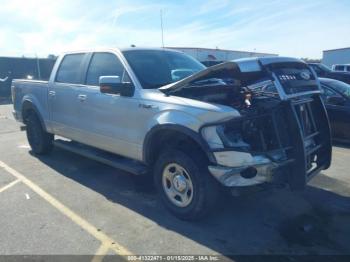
53;139;148;175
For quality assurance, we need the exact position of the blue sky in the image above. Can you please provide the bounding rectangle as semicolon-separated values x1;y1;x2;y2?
0;0;349;58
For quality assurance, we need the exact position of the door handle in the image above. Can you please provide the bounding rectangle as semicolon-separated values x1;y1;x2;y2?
78;94;87;101
48;91;56;97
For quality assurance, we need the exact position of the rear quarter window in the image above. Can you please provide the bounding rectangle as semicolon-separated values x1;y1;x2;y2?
56;53;85;84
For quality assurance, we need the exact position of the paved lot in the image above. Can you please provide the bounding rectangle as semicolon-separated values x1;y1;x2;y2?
0;103;350;260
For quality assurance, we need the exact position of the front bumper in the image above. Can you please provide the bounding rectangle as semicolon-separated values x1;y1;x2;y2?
208;152;289;187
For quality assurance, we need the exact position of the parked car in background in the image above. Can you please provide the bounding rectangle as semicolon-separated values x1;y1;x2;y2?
319;78;350;142
332;64;350;73
308;63;350;84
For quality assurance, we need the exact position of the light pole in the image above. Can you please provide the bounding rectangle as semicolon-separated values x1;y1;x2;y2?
160;9;164;48
35;53;41;80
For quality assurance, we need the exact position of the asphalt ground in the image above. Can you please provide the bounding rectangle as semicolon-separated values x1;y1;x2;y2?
0;102;349;261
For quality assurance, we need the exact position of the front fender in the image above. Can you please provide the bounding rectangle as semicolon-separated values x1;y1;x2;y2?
147;109;204;132
142;110;216;164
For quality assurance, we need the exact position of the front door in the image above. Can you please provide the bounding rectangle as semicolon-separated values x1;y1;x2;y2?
76;52;142;160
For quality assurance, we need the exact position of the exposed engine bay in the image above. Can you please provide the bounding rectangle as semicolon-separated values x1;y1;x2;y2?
172;77;278;113
173;76;287;154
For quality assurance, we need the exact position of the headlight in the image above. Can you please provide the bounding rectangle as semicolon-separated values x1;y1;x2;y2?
202;123;250;150
201;125;224;149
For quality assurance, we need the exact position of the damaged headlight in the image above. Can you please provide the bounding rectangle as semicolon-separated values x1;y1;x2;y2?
201;124;250;150
201;125;224;149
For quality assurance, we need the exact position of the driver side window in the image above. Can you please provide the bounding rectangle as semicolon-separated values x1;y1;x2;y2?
85;52;131;86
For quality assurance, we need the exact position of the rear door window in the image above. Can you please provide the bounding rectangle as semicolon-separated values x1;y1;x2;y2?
85;52;128;86
56;53;86;84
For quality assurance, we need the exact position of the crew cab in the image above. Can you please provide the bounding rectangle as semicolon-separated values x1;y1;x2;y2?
12;48;332;220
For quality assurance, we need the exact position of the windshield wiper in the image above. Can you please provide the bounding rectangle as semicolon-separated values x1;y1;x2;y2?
147;81;173;89
191;78;225;86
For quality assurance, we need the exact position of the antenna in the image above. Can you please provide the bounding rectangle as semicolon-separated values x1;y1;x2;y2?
160;9;164;48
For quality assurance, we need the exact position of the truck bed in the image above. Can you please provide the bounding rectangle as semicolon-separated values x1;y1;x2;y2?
12;79;49;123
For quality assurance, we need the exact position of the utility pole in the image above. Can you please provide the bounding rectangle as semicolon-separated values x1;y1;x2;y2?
35;54;41;80
160;9;164;48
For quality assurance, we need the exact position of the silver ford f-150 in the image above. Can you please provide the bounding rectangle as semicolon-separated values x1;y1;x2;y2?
12;48;332;220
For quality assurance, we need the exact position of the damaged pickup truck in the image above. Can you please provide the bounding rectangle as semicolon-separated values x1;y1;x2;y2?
12;48;332;220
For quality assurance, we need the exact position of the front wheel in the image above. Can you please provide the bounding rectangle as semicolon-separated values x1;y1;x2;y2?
154;149;219;220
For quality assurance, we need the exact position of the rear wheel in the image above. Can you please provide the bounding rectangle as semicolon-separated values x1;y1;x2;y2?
25;111;53;155
154;149;219;220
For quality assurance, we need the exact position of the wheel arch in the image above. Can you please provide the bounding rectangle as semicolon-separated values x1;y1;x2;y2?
21;100;47;131
143;124;216;166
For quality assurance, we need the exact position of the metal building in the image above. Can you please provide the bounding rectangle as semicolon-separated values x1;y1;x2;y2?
322;47;350;68
167;47;277;66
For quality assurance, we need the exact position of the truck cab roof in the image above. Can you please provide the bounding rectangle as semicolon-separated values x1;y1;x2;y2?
60;47;183;55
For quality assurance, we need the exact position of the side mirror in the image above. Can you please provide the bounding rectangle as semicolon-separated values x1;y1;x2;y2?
99;76;134;96
327;96;346;105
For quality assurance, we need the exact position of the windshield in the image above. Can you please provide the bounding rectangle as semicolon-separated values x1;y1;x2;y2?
318;64;331;72
326;79;350;98
123;50;205;89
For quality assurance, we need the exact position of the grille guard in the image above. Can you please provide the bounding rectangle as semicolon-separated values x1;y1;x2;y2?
266;63;323;100
207;95;332;190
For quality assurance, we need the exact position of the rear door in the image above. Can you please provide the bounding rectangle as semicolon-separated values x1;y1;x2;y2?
49;53;89;141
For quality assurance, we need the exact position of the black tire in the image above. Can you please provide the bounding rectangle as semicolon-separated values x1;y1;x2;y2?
154;149;219;220
25;111;53;155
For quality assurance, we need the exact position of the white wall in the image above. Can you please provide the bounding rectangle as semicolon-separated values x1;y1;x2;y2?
322;48;350;67
168;48;276;62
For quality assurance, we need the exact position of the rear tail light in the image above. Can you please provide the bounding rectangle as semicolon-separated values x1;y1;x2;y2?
11;85;15;103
